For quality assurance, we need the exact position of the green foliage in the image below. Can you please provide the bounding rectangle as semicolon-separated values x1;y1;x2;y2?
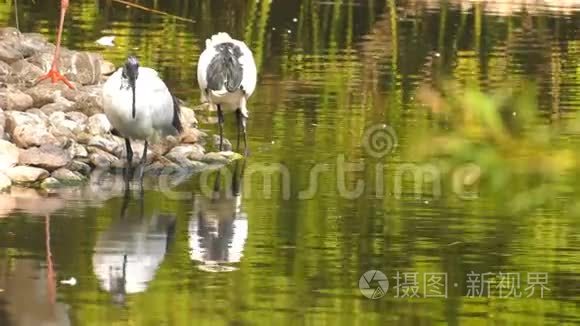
414;81;578;211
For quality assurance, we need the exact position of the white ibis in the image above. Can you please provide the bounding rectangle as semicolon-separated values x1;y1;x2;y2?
101;56;183;179
197;32;257;154
37;0;74;89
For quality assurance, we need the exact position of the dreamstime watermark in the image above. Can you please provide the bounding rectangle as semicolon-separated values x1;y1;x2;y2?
358;270;550;299
88;124;482;201
362;124;398;158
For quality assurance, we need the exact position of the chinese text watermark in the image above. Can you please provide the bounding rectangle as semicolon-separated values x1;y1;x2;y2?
358;270;550;299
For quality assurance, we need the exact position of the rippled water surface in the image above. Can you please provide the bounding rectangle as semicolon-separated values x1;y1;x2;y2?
1;0;580;325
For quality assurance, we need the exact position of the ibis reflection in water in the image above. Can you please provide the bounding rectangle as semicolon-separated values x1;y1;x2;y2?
189;161;248;272
92;187;176;303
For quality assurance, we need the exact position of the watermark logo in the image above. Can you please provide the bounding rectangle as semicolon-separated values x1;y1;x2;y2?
362;124;398;158
358;270;550;299
359;270;389;299
85;123;483;202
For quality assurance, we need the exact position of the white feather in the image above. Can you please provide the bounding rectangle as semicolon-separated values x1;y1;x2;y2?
196;33;257;116
205;32;234;48
102;67;176;141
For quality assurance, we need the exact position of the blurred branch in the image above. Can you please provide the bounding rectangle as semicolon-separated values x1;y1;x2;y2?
111;0;195;23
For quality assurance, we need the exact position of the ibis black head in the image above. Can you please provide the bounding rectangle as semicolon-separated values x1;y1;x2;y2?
122;56;139;118
122;56;139;82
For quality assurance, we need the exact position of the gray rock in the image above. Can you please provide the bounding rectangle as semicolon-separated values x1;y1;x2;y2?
0;109;5;138
180;107;198;129
66;141;88;159
40;97;75;114
4;110;45;134
28;46;73;74
190;160;209;170
167;156;203;170
0;40;24;63
0;27;20;40
100;60;116;76
25;81;73;107
88;146;119;167
219;151;243;160
18;33;51;58
110;159;131;170
166;144;205;163
28;49;103;86
0;61;15;83
64;85;103;116
10;59;44;85
66;52;102;85
200;151;239;164
67;160;91;176
40;177;61;189
49;124;73;141
18;144;72;171
88;135;122;156
48;111;79;139
0;87;34;111
212;134;233;152
126;141;146;161
86;113;112;135
11;124;58;148
0;171;11;191
75;132;92;145
189;143;206;161
180;127;205;144
65;111;88;126
143;161;168;174
26;108;49;121
51;168;84;185
0;139;19;171
144;158;182;175
5;166;49;183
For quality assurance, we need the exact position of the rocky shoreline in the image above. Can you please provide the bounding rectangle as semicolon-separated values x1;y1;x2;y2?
0;27;237;192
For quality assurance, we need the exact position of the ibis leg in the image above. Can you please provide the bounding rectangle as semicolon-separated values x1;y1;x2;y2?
140;140;148;165
217;104;224;151
137;140;148;182
124;138;133;182
236;109;241;151
120;184;131;219
36;0;74;89
236;109;248;156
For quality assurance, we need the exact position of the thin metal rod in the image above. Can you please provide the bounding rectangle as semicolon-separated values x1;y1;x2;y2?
13;0;19;30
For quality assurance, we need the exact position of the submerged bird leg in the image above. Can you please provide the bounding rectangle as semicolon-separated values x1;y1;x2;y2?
136;140;148;181
236;109;241;151
124;138;133;182
240;112;248;156
217;104;225;151
140;140;148;165
120;185;131;218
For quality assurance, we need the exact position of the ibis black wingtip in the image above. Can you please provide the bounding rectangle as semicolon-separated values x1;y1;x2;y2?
172;95;184;133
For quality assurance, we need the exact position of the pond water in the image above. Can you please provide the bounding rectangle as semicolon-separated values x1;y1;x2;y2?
1;0;579;325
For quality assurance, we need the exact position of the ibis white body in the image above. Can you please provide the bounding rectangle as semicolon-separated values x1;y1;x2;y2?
197;32;257;117
102;67;180;142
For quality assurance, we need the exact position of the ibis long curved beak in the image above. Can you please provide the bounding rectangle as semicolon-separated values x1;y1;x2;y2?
131;82;136;119
122;56;140;119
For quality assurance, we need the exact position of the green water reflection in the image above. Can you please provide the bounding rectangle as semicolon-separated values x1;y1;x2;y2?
0;0;579;325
